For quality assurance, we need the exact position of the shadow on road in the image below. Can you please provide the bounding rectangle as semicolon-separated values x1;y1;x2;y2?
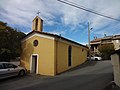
103;81;120;90
0;75;28;83
59;61;98;74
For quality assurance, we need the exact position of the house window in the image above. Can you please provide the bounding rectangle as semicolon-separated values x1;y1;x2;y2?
95;45;97;49
35;18;38;30
68;46;72;66
82;48;84;52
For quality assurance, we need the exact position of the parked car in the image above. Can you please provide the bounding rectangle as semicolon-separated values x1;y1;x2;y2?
91;56;102;61
0;62;26;79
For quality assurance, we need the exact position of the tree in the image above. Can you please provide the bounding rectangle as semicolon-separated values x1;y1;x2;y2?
0;21;26;62
98;44;115;60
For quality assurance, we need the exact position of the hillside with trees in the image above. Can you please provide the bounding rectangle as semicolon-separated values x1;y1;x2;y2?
0;21;26;62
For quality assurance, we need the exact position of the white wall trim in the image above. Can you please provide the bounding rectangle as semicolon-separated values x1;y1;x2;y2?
22;33;55;43
30;54;39;74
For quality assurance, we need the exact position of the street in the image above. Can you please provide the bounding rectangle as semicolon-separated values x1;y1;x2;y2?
0;60;113;90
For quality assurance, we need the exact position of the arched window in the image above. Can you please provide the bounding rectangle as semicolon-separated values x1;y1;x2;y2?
35;18;38;30
68;46;72;66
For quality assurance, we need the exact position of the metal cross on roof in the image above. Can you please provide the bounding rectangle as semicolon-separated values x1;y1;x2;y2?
37;11;40;16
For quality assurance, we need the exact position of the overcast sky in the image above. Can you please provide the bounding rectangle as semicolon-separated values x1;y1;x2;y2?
0;0;120;44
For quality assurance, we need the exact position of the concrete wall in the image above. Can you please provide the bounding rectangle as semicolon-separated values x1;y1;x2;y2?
21;35;55;76
111;54;120;87
113;40;120;50
56;40;88;74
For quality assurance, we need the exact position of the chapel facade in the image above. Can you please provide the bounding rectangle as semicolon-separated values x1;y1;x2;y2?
20;16;88;76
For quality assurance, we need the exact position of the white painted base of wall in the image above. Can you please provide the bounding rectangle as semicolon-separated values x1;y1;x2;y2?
111;54;120;87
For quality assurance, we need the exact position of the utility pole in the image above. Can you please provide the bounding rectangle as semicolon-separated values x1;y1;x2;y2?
88;22;92;61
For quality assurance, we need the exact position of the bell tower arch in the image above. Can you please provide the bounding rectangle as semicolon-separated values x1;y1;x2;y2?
32;16;43;32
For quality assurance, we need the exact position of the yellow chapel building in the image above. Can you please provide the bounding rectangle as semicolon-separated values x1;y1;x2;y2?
20;16;88;76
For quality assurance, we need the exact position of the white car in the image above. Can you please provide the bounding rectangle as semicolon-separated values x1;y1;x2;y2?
91;56;102;61
0;62;26;79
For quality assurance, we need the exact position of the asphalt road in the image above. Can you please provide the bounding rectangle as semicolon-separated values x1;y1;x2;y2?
0;60;113;90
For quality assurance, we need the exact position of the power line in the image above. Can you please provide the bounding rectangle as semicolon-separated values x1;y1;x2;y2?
57;0;120;22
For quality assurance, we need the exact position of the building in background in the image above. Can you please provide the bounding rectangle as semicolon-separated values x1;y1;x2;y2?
90;35;120;55
20;16;88;76
90;38;102;55
112;35;120;50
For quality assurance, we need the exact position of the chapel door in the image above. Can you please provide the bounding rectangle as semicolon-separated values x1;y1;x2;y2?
31;55;37;73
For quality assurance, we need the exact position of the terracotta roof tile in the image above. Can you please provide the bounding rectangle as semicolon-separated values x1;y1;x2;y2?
91;38;102;43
